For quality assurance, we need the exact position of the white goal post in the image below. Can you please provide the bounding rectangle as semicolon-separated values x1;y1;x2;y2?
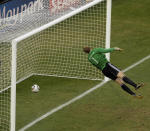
0;0;112;130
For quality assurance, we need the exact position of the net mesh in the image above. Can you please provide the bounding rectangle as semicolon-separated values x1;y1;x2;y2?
16;0;107;81
0;0;102;43
0;43;11;131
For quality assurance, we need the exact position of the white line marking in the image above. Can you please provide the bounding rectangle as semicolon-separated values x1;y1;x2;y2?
19;81;106;131
19;54;150;131
122;55;150;72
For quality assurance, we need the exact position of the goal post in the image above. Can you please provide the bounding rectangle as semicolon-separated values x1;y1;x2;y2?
105;0;112;82
11;40;17;131
0;0;112;130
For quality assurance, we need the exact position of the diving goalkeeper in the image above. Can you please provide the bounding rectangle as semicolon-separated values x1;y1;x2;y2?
83;47;144;99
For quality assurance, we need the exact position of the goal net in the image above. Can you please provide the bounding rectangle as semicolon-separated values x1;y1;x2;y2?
0;0;111;130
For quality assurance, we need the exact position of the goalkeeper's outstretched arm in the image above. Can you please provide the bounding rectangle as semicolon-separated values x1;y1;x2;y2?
93;47;123;53
83;47;123;54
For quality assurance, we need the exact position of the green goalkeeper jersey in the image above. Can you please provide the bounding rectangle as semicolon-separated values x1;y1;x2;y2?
88;48;115;70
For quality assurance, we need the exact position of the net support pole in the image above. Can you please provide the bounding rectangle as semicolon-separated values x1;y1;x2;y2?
11;40;17;131
105;0;112;82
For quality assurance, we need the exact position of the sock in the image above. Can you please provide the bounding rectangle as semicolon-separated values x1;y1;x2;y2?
123;76;137;88
121;84;136;96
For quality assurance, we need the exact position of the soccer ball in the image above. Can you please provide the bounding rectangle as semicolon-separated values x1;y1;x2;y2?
31;84;40;93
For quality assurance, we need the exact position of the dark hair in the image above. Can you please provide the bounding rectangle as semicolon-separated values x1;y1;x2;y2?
83;47;91;54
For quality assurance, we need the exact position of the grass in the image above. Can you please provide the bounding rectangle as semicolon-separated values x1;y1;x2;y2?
15;0;150;131
16;76;99;129
25;58;150;131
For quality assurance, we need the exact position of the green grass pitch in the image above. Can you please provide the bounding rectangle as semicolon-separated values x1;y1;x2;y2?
16;0;150;130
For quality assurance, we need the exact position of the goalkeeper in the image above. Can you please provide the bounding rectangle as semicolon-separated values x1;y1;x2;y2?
83;47;144;99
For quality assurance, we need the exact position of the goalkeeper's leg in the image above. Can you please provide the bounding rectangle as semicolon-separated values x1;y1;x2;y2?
115;78;143;99
117;71;144;90
115;78;136;95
